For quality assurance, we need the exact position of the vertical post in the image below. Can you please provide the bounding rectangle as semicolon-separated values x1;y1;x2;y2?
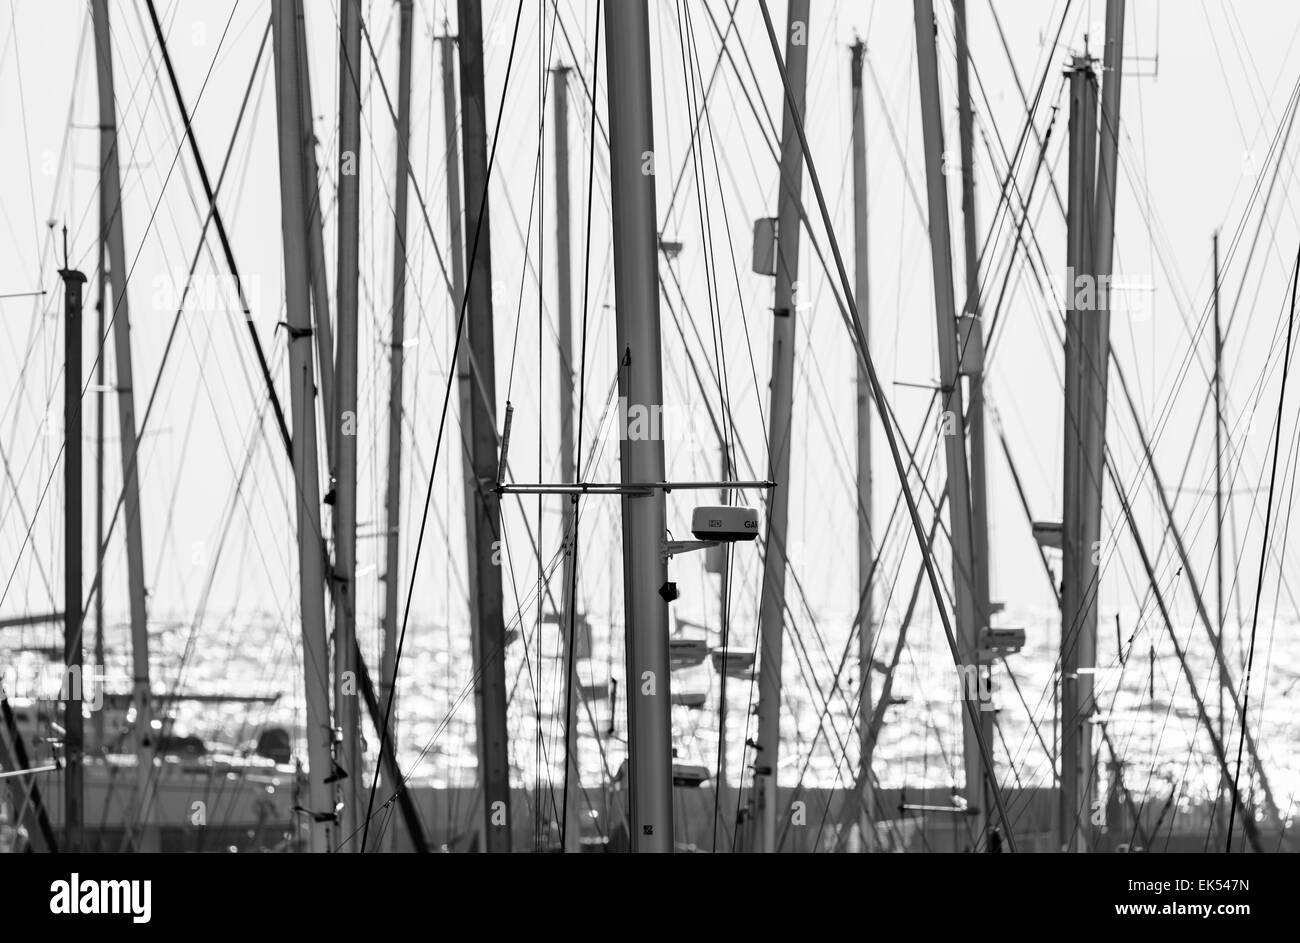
552;64;584;855
1092;0;1126;288
849;38;875;853
605;0;673;853
93;251;106;753
952;0;995;845
1094;14;1127;831
457;0;512;853
439;28;484;848
438;33;473;687
61;266;87;855
333;0;363;850
716;454;731;801
1063;1;1125;853
1061;55;1098;853
381;0;414;828
1213;231;1228;833
92;0;155;850
294;3;335;435
272;0;336;853
438;32;491;846
913;0;986;848
752;0;810;855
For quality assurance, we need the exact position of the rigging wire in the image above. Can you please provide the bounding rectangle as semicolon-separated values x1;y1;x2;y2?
360;0;526;854
1226;239;1300;851
754;0;1018;850
560;0;601;855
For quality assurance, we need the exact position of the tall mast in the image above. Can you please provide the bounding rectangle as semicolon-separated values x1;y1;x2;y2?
551;63;584;855
1093;0;1126;296
272;0;336;853
92;0;155;851
456;0;512;853
849;38;875;853
93;246;106;753
381;0;414;840
1213;230;1228;831
1061;54;1099;853
715;454;731;800
752;0;810;855
605;0;674;853
60;265;87;854
333;0;363;850
913;0;986;849
438;25;487;850
951;0;995;845
295;5;335;435
1058;0;1126;854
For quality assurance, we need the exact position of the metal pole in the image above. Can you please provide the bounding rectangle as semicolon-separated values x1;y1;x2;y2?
439;28;484;850
1063;2;1125;852
1061;56;1098;853
381;0;414;842
294;3;335;437
1092;0;1126;284
849;38;875;853
272;0;335;853
92;0;155;851
93;246;106;753
605;0;673;853
952;0;995;846
552;64;584;855
333;0;363;850
913;0;985;848
717;453;731;804
1213;231;1229;838
457;0;512;853
61;266;86;854
752;0;810;855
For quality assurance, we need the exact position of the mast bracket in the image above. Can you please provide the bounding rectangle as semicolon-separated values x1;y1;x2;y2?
662;539;718;560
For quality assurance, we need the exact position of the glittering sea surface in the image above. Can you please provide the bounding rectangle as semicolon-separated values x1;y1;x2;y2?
8;604;1298;817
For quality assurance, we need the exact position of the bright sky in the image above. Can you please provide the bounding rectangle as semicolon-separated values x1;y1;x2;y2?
3;0;1300;689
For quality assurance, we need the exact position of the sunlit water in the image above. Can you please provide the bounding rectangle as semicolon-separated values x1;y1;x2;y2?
7;605;1298;817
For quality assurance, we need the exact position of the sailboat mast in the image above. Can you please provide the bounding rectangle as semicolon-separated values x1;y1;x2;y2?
849;38;875;853
93;247;106;752
951;0;996;846
752;0;810;855
438;26;490;851
1213;232;1224;743
381;0;414;831
716;455;731;800
92;0;155;851
605;0;674;853
1061;54;1099;854
60;265;87;854
456;0;512;853
272;0;336;853
1213;230;1231;839
551;63;583;855
295;6;335;435
912;0;986;849
333;0;363;850
1058;0;1126;854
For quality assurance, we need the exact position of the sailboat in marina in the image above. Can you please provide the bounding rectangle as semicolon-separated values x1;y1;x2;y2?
2;0;1299;856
